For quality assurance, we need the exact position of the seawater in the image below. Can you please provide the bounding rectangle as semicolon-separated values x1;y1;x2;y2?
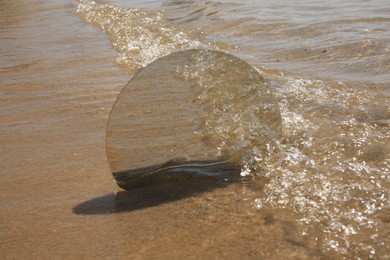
76;0;389;257
0;0;388;259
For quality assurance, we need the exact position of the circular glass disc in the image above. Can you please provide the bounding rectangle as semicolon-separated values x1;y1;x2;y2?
106;49;281;190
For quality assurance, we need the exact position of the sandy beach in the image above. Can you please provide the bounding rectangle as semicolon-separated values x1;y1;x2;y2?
1;0;389;259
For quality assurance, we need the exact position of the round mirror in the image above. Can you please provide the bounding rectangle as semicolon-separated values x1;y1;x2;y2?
106;49;281;190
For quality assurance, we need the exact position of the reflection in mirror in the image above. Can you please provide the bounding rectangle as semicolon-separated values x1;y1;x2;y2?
106;49;281;190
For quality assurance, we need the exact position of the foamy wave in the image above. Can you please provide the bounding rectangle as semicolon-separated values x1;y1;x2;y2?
258;74;390;256
176;51;388;255
77;0;200;70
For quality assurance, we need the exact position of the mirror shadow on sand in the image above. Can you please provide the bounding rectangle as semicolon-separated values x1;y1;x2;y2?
73;165;241;215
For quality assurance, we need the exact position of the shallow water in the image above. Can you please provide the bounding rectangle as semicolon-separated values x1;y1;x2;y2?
1;0;389;259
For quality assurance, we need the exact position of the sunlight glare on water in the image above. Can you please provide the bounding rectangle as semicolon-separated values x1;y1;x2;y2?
76;0;390;257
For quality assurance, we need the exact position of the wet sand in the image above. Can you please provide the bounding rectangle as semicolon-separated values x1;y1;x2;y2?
0;1;319;259
1;0;389;259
